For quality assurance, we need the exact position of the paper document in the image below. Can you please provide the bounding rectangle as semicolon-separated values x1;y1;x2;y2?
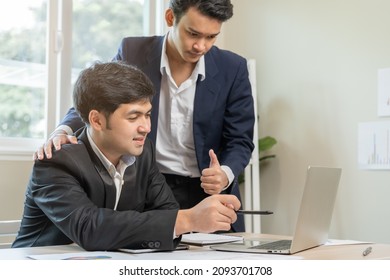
325;239;374;246
28;251;115;260
180;233;243;246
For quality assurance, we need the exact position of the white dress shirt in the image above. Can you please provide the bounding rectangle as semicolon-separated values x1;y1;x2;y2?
87;129;135;210
156;35;205;178
156;34;234;187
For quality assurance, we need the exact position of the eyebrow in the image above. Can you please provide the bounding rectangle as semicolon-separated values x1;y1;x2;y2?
126;107;152;116
188;27;220;37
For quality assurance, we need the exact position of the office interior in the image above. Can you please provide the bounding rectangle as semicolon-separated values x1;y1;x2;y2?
1;0;390;245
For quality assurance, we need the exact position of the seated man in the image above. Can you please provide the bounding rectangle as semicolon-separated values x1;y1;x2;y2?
12;61;240;251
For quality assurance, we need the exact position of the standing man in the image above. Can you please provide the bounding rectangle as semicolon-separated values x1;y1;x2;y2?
37;0;254;232
13;61;240;250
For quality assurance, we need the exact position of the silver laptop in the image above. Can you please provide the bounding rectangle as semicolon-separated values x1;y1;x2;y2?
211;166;342;255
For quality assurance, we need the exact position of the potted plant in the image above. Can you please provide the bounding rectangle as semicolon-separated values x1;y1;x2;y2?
258;136;277;162
238;136;277;184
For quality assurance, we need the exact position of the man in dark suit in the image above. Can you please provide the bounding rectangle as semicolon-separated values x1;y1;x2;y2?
13;62;240;250
36;0;254;232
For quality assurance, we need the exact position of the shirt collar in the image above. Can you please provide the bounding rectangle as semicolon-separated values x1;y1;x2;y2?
160;33;206;81
86;128;135;176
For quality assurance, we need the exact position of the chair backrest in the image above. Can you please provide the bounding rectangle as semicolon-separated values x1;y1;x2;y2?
0;220;21;248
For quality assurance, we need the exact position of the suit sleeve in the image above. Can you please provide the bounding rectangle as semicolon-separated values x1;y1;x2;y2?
112;37;133;62
219;57;255;178
59;107;85;133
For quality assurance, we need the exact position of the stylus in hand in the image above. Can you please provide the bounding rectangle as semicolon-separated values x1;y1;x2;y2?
236;210;273;215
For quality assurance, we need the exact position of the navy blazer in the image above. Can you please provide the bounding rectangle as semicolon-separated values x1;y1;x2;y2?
13;128;180;251
61;36;255;231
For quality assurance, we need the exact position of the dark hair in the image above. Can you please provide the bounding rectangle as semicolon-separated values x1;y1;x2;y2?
169;0;233;23
73;61;155;125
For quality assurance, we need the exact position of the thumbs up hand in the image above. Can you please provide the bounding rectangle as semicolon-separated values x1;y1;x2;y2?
200;149;229;195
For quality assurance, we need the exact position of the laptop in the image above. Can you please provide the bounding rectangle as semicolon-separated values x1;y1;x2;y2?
211;166;342;255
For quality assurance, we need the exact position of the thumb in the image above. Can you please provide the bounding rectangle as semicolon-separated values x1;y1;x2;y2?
209;149;220;168
69;135;78;144
219;195;240;211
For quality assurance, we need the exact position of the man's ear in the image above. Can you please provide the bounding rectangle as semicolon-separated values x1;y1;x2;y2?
89;110;105;130
165;8;175;27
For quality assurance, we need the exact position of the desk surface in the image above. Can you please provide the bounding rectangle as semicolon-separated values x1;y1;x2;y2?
1;233;390;260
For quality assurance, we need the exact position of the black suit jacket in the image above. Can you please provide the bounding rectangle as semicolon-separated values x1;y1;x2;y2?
61;36;255;231
12;128;180;251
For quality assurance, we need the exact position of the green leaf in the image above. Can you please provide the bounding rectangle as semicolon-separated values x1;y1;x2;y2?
259;155;276;162
238;136;277;183
258;136;277;152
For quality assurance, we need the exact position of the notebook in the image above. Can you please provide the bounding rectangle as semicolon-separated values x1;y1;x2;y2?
180;233;243;246
211;166;342;255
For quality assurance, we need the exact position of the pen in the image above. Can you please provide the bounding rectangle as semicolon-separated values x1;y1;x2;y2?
236;210;273;215
362;246;372;257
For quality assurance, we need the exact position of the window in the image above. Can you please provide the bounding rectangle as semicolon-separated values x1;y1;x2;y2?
0;0;162;160
73;0;144;69
0;1;47;159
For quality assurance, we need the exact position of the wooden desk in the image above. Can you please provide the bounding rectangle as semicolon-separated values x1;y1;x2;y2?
236;233;390;260
1;234;390;260
296;243;390;260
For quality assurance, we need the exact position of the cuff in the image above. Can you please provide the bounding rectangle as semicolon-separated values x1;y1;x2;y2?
220;165;235;191
54;125;73;136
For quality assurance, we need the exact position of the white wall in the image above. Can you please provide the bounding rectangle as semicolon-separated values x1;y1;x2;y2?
224;0;390;243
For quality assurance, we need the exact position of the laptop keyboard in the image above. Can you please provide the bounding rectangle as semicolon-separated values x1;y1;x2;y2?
251;239;292;250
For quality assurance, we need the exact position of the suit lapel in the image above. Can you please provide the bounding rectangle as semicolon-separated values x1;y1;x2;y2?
194;49;220;124
78;129;117;209
193;50;221;169
95;166;117;209
141;37;164;144
116;164;137;211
